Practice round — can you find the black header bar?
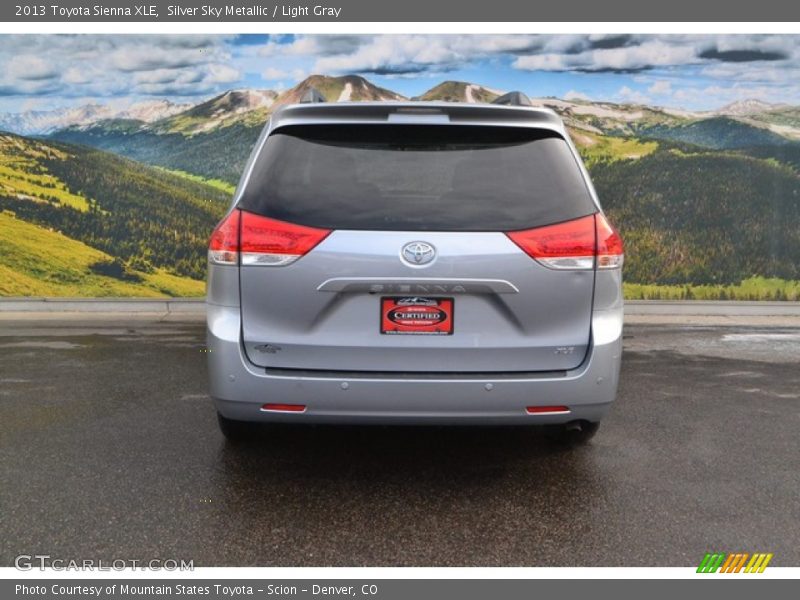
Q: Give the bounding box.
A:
[3,0,800,22]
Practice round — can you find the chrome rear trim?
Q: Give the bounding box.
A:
[317,277,520,294]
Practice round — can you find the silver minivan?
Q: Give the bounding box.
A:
[206,92,623,445]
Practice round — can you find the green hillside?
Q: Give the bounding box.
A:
[736,144,800,172]
[0,133,230,296]
[590,146,800,285]
[569,129,659,167]
[50,76,800,184]
[150,90,277,135]
[635,117,791,149]
[52,120,261,185]
[625,276,800,301]
[34,77,800,298]
[42,130,800,294]
[51,75,409,185]
[747,106,800,129]
[0,211,203,297]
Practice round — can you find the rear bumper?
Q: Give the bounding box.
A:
[207,303,622,425]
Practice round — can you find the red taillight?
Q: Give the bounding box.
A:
[507,215,595,269]
[261,403,307,413]
[240,211,331,266]
[208,209,240,265]
[506,213,623,270]
[526,406,570,414]
[208,209,331,267]
[595,213,624,270]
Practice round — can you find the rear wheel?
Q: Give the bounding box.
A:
[217,412,258,442]
[544,421,599,446]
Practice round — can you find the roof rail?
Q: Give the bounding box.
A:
[300,88,326,104]
[492,91,533,107]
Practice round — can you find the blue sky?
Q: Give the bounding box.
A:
[1,34,800,112]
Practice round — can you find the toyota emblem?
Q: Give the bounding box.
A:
[401,241,436,266]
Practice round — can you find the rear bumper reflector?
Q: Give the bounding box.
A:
[526,405,570,414]
[261,403,307,413]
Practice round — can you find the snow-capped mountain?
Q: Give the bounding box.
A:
[120,99,194,123]
[274,75,405,106]
[149,89,279,134]
[417,81,503,103]
[0,99,191,135]
[714,99,787,116]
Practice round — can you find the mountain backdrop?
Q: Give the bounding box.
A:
[2,74,800,298]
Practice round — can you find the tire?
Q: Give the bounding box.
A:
[544,421,600,447]
[217,412,258,442]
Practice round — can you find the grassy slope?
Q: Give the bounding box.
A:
[0,132,231,296]
[0,211,203,297]
[49,75,405,185]
[636,117,791,149]
[157,104,270,135]
[36,87,800,299]
[51,122,261,185]
[590,146,800,285]
[0,135,91,211]
[624,277,800,301]
[154,167,236,195]
[570,129,658,167]
[573,135,799,298]
[5,203,795,300]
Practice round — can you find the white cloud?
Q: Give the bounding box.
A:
[648,80,672,95]
[313,35,462,74]
[7,55,58,81]
[63,67,93,85]
[257,35,367,58]
[515,40,700,72]
[261,67,290,79]
[0,35,237,101]
[206,63,240,84]
[669,84,796,108]
[700,63,800,85]
[110,46,216,73]
[310,35,549,75]
[617,86,652,104]
[564,90,590,101]
[134,68,201,85]
[2,34,800,112]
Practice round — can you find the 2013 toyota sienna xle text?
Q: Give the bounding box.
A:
[206,91,624,445]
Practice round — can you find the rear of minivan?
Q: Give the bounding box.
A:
[207,101,623,444]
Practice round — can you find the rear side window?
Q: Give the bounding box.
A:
[237,124,596,231]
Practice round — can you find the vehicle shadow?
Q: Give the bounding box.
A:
[202,421,608,566]
[213,423,595,486]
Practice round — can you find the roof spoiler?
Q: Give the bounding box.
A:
[492,91,533,107]
[300,88,326,104]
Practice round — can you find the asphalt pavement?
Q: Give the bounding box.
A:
[1,320,798,567]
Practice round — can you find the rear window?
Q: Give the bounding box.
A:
[237,124,596,231]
